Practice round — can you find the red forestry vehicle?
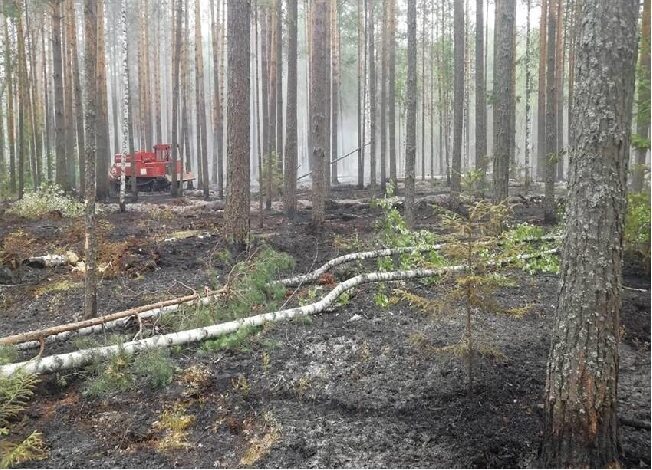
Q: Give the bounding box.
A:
[109,144,194,193]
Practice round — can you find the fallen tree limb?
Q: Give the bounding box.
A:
[25,252,79,268]
[0,248,558,377]
[0,288,225,348]
[277,235,560,287]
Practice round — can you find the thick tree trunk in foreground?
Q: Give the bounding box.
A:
[405,0,416,227]
[492,0,515,202]
[284,0,298,219]
[539,0,638,466]
[224,0,251,247]
[632,0,650,192]
[310,0,330,224]
[451,0,464,202]
[83,0,98,319]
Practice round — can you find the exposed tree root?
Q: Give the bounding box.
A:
[0,249,557,377]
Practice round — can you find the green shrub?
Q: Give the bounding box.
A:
[131,349,175,389]
[7,183,84,218]
[201,325,262,353]
[624,192,651,268]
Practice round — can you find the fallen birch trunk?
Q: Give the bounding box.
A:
[277,235,560,287]
[0,249,558,377]
[25,252,80,269]
[1,289,225,349]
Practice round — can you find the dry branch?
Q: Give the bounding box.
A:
[1,289,225,349]
[0,249,558,377]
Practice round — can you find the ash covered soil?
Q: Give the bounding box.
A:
[1,183,650,468]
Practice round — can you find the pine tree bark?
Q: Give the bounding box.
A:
[379,0,387,194]
[387,0,396,187]
[67,0,85,196]
[524,0,532,189]
[63,0,75,191]
[555,0,565,181]
[210,0,224,198]
[405,0,417,227]
[475,0,486,179]
[357,0,365,189]
[284,0,298,219]
[331,0,340,185]
[275,0,283,176]
[51,1,67,191]
[224,0,251,247]
[170,0,182,197]
[16,6,28,200]
[83,0,98,319]
[368,0,376,191]
[633,0,650,192]
[543,0,558,224]
[536,0,548,180]
[452,0,464,202]
[492,0,515,202]
[195,0,209,200]
[95,1,110,200]
[540,1,638,466]
[310,0,330,224]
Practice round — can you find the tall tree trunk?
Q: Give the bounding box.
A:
[492,0,515,202]
[357,0,365,189]
[211,0,224,198]
[310,0,330,224]
[42,26,52,183]
[62,1,75,191]
[95,0,110,200]
[632,0,650,192]
[475,0,486,180]
[284,0,298,218]
[170,0,182,197]
[452,0,464,201]
[555,0,565,181]
[83,0,98,319]
[195,0,209,200]
[540,1,638,465]
[421,0,426,181]
[67,0,85,196]
[16,6,28,200]
[153,14,162,145]
[266,9,275,210]
[368,0,376,191]
[536,0,548,180]
[224,0,251,247]
[379,0,387,194]
[275,0,283,176]
[543,0,558,223]
[388,0,396,187]
[51,1,67,190]
[331,0,339,185]
[524,0,532,190]
[405,0,417,227]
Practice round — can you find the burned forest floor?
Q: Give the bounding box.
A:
[1,181,650,468]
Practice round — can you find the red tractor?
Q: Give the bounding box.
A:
[109,144,194,193]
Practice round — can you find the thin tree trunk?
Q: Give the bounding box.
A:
[405,0,417,227]
[67,0,85,196]
[16,8,28,200]
[524,0,532,190]
[543,0,558,223]
[632,0,650,192]
[170,0,182,197]
[95,0,110,200]
[284,0,298,218]
[540,1,638,465]
[555,0,565,181]
[379,0,387,194]
[475,0,486,180]
[211,0,224,198]
[195,0,209,200]
[388,0,396,187]
[51,2,67,190]
[537,0,548,180]
[357,0,365,189]
[275,0,283,176]
[368,0,376,191]
[63,0,75,191]
[83,0,98,319]
[421,1,426,181]
[331,0,340,185]
[452,0,464,201]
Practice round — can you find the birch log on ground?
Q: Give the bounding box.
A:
[0,249,558,376]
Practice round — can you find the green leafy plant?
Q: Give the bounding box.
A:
[7,183,84,218]
[201,325,262,353]
[624,191,651,270]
